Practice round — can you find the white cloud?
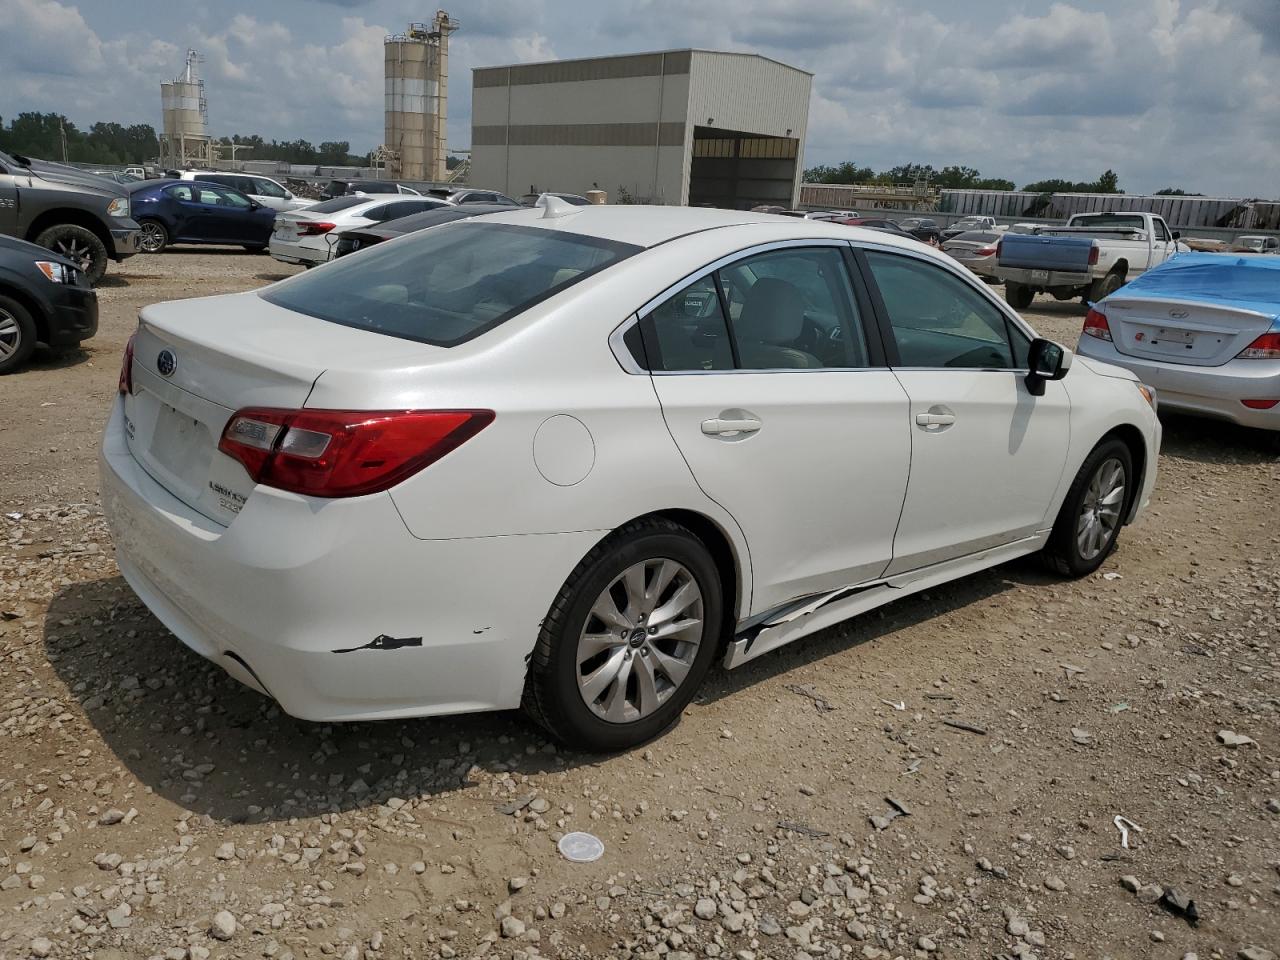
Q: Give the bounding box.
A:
[0,0,1276,196]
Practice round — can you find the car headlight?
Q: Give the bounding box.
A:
[107,196,130,218]
[34,260,75,284]
[1136,382,1157,411]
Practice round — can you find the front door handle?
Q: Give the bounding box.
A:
[915,412,956,427]
[701,417,762,436]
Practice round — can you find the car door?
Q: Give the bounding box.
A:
[0,159,20,236]
[161,184,202,241]
[1148,217,1174,269]
[210,187,261,243]
[859,248,1070,575]
[636,242,912,617]
[245,176,291,211]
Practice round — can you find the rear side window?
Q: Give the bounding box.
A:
[866,251,1028,369]
[640,246,869,372]
[164,185,194,201]
[261,222,640,347]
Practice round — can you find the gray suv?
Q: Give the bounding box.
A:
[0,150,142,284]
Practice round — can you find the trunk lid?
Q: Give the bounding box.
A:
[125,290,443,525]
[1103,296,1277,366]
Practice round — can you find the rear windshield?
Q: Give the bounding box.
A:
[1071,214,1146,229]
[260,222,641,346]
[306,196,368,214]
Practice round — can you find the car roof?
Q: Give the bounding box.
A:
[450,204,930,254]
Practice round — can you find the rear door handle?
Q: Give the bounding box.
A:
[701,417,762,436]
[915,412,956,427]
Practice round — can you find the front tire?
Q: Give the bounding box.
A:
[1005,282,1034,309]
[1042,438,1133,577]
[35,224,108,283]
[0,295,38,374]
[137,220,169,253]
[523,518,724,752]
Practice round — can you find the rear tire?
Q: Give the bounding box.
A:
[1087,271,1123,304]
[523,518,724,752]
[1005,282,1034,309]
[0,295,38,375]
[1042,438,1133,578]
[35,224,108,283]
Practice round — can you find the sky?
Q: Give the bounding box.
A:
[1,0,1278,197]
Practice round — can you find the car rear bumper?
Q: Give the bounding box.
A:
[999,266,1092,289]
[1077,336,1280,430]
[269,236,330,266]
[99,398,603,721]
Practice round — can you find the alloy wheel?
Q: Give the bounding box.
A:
[138,223,166,253]
[0,309,20,360]
[1076,456,1125,560]
[575,558,704,724]
[54,237,94,271]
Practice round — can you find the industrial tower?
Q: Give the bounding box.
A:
[383,11,458,182]
[159,49,214,169]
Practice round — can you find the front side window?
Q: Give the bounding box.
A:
[215,188,252,209]
[253,178,288,198]
[261,222,640,347]
[866,251,1028,369]
[1152,219,1171,242]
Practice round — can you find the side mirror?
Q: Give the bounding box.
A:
[1171,230,1181,240]
[1025,337,1072,396]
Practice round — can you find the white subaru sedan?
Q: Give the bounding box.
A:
[100,205,1161,751]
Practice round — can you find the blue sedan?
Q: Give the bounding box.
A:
[128,179,276,253]
[1077,253,1280,431]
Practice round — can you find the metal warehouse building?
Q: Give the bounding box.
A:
[470,49,812,209]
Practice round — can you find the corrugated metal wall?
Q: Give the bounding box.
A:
[937,189,1276,229]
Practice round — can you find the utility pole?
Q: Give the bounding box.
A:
[59,117,68,163]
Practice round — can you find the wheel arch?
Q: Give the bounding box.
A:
[627,507,749,643]
[1110,258,1129,279]
[0,281,49,344]
[26,209,115,257]
[1097,422,1147,524]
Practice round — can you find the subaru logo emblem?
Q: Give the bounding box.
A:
[1168,309,1189,319]
[156,348,177,377]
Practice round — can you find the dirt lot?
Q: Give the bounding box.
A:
[0,249,1277,960]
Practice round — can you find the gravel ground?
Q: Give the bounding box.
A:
[0,249,1277,960]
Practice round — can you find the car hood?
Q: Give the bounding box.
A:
[0,231,79,268]
[16,156,127,197]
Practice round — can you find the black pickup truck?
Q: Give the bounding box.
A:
[0,149,142,284]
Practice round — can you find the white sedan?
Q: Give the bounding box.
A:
[101,205,1161,751]
[269,195,449,267]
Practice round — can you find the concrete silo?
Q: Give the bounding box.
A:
[160,49,213,169]
[384,12,458,182]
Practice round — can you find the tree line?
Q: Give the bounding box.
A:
[0,112,368,167]
[800,162,1202,196]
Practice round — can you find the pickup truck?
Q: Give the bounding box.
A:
[996,211,1180,309]
[0,149,143,284]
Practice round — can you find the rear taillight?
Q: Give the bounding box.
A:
[1237,331,1280,360]
[118,333,136,395]
[995,240,1004,259]
[217,408,494,498]
[298,221,336,236]
[1082,308,1112,341]
[1088,246,1100,265]
[1241,398,1278,410]
[976,246,997,256]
